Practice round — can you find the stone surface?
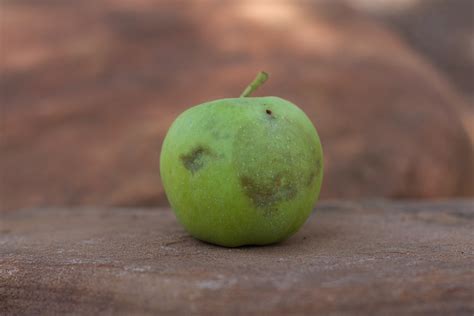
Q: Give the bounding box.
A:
[1,0,473,211]
[343,0,474,148]
[1,200,473,315]
[345,0,474,103]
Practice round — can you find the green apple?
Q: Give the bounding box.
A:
[160,72,323,247]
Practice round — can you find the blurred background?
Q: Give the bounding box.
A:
[1,0,473,212]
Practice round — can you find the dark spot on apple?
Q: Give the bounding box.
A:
[180,146,211,174]
[266,109,272,115]
[240,176,275,207]
[306,157,322,186]
[240,174,298,214]
[306,171,316,187]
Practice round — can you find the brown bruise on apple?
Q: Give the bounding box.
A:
[180,145,212,174]
[233,110,319,216]
[240,173,298,210]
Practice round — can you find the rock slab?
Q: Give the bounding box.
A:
[1,200,473,315]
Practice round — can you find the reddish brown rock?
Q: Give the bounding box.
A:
[1,200,473,314]
[343,0,474,155]
[344,0,474,103]
[1,0,472,210]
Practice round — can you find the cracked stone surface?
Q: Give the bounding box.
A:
[1,200,473,315]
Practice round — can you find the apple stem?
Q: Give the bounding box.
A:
[240,71,269,97]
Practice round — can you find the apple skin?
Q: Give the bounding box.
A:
[160,96,323,247]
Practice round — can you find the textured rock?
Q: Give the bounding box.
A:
[343,0,474,149]
[1,200,473,315]
[1,0,473,211]
[345,0,474,103]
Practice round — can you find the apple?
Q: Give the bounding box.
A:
[160,72,323,247]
